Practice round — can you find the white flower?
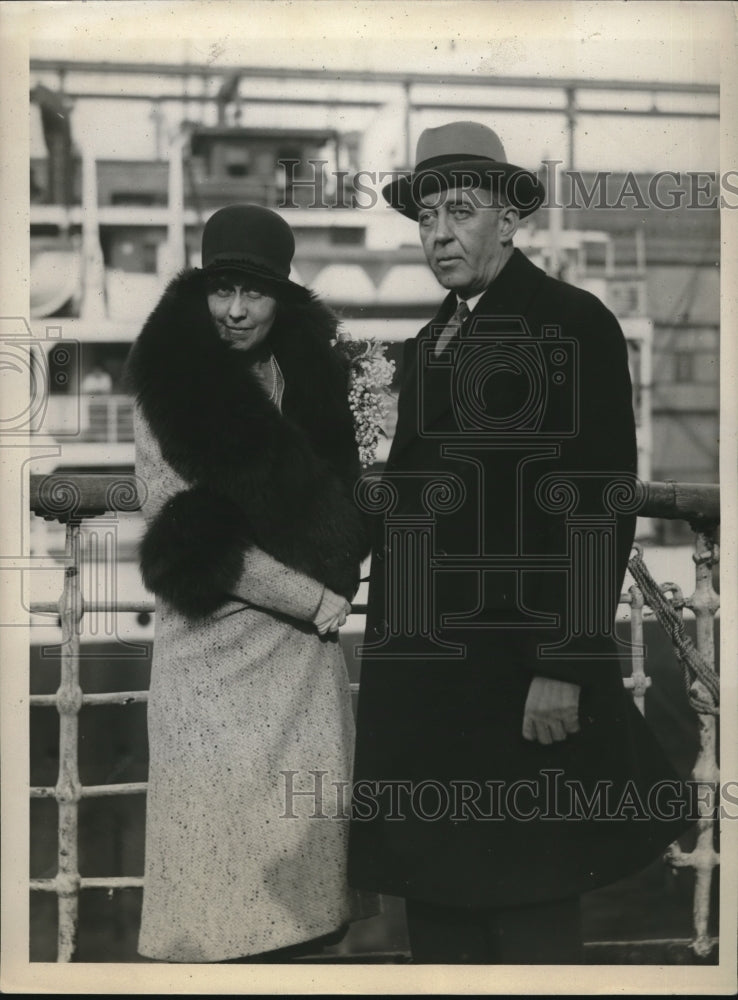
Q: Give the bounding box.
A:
[335,334,396,467]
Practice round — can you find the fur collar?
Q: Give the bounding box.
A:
[125,269,369,619]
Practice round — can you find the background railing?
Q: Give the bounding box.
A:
[40,394,135,443]
[28,474,720,963]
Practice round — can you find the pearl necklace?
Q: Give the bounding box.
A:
[268,355,280,402]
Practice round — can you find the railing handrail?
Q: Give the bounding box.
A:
[29,473,720,525]
[78,391,132,400]
[636,480,720,525]
[30,473,143,523]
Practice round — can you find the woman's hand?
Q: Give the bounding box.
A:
[313,587,351,635]
[316,608,349,635]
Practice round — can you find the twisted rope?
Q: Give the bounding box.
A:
[627,548,719,715]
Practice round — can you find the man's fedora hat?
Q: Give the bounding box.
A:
[382,121,545,220]
[201,204,308,299]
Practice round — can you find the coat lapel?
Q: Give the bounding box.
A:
[386,249,549,465]
[386,291,454,465]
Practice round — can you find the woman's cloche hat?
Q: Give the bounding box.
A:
[201,203,308,299]
[382,121,545,220]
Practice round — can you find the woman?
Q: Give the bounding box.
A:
[126,204,374,962]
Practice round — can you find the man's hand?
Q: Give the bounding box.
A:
[522,677,581,745]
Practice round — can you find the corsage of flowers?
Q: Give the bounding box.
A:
[333,331,395,467]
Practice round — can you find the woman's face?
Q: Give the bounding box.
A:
[207,270,278,351]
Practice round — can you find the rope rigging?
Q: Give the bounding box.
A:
[627,546,719,715]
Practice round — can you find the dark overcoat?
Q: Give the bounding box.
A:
[348,248,691,908]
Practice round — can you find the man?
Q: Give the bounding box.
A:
[348,122,690,963]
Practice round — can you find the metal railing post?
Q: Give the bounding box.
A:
[665,525,721,957]
[55,518,84,961]
[622,583,651,715]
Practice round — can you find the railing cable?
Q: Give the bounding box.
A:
[628,544,719,714]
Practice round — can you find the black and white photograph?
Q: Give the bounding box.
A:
[1,0,736,994]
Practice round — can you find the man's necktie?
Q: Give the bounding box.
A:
[434,299,470,356]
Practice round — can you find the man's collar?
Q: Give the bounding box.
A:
[456,246,518,313]
[427,249,546,336]
[458,289,485,313]
[466,248,545,316]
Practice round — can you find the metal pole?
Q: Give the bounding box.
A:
[547,159,564,277]
[161,130,189,281]
[565,87,577,170]
[685,527,720,956]
[79,144,107,320]
[664,525,720,957]
[55,520,84,961]
[623,585,651,715]
[149,99,164,160]
[639,321,654,483]
[403,81,412,169]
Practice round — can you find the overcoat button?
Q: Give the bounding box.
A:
[374,619,388,636]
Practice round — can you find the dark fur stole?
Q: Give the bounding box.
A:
[125,268,369,619]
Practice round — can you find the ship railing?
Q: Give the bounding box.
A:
[28,474,720,963]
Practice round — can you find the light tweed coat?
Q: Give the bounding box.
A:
[136,409,373,962]
[126,270,375,962]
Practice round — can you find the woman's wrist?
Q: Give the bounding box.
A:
[312,587,348,623]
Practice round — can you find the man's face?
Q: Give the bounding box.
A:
[417,187,517,298]
[207,270,278,351]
